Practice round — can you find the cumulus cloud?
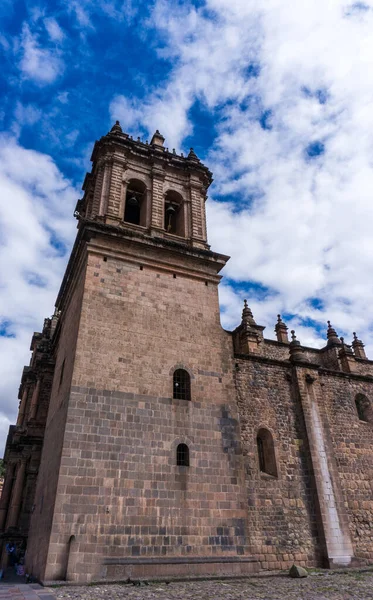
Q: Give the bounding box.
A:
[111,0,373,358]
[18,22,64,84]
[0,136,77,453]
[3,0,373,451]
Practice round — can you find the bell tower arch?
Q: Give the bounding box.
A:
[77,122,211,250]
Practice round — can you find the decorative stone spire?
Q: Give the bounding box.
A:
[339,337,356,373]
[110,120,122,134]
[50,307,60,338]
[289,330,308,363]
[275,314,289,344]
[352,332,367,360]
[241,300,257,327]
[234,300,265,354]
[150,129,165,148]
[327,321,341,347]
[188,147,200,162]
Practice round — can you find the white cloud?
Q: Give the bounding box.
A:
[67,0,94,28]
[19,22,64,84]
[56,91,69,104]
[12,101,42,137]
[110,0,373,357]
[0,136,77,454]
[44,17,65,42]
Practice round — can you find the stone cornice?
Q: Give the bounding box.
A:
[55,219,229,314]
[234,352,373,383]
[90,133,213,188]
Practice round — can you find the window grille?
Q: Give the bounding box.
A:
[173,369,191,400]
[177,443,189,466]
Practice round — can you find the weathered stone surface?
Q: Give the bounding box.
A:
[53,571,373,600]
[289,564,308,578]
[1,125,373,585]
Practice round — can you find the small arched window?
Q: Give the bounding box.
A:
[173,369,191,400]
[124,179,146,226]
[164,190,185,237]
[177,443,189,466]
[256,428,278,477]
[355,394,372,423]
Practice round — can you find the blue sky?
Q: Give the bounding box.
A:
[1,0,373,452]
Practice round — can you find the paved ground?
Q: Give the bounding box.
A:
[53,571,373,600]
[1,570,373,600]
[0,583,56,600]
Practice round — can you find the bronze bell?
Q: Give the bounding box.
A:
[127,195,139,207]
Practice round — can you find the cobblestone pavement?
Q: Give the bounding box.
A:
[52,571,373,600]
[0,583,56,600]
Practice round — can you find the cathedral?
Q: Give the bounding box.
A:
[0,122,372,583]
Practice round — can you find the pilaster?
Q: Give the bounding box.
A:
[107,154,127,220]
[293,367,355,567]
[0,463,15,530]
[150,164,165,231]
[6,459,27,529]
[29,378,41,420]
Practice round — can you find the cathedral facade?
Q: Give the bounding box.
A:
[0,123,372,583]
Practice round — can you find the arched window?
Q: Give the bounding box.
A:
[173,369,191,400]
[177,443,189,466]
[124,179,146,226]
[164,190,185,237]
[256,428,278,477]
[355,394,372,423]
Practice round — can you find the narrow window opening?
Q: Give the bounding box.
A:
[173,369,191,401]
[257,436,265,472]
[256,428,278,477]
[164,190,185,237]
[124,180,146,226]
[355,394,372,423]
[103,256,107,262]
[140,265,143,271]
[177,443,189,466]
[173,274,177,279]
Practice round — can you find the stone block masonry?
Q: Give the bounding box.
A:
[1,123,372,583]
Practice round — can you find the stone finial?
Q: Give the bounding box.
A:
[187,147,200,162]
[275,314,289,344]
[327,321,341,347]
[110,120,122,134]
[339,336,356,373]
[50,308,61,338]
[150,129,165,148]
[289,330,308,363]
[235,299,265,355]
[42,318,51,338]
[352,332,367,360]
[242,300,256,326]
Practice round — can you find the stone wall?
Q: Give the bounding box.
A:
[26,261,87,581]
[235,357,324,569]
[321,374,373,563]
[37,235,257,582]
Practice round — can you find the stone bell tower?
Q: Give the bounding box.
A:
[25,123,258,583]
[76,122,210,249]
